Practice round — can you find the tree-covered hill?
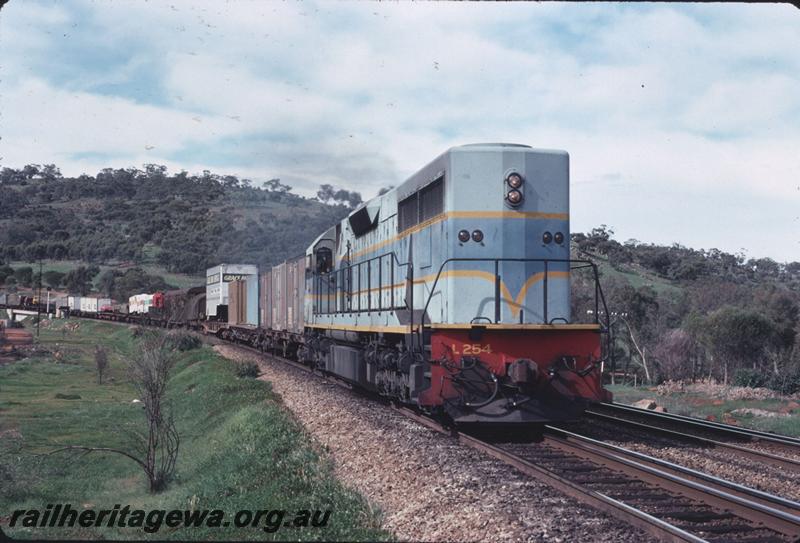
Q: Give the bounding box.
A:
[571,226,799,393]
[0,164,357,273]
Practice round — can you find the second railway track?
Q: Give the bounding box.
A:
[583,403,800,469]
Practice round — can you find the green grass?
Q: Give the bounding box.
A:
[593,256,684,300]
[0,321,389,541]
[606,384,800,437]
[8,260,203,290]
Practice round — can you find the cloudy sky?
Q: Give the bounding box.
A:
[1,1,799,262]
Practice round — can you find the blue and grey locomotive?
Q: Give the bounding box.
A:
[299,143,611,423]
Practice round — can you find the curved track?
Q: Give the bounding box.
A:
[206,333,800,541]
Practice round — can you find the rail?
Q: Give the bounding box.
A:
[544,425,800,519]
[536,426,800,540]
[594,402,800,454]
[583,409,800,471]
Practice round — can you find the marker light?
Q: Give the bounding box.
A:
[506,173,524,189]
[506,189,523,206]
[554,232,565,244]
[542,231,553,244]
[471,229,484,243]
[458,229,471,243]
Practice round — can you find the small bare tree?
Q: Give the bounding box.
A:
[47,332,180,492]
[94,345,109,384]
[126,332,180,491]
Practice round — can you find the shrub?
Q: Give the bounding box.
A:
[233,360,260,379]
[168,331,201,352]
[767,368,800,395]
[94,346,109,384]
[733,368,768,388]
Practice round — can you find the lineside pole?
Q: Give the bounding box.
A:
[36,259,43,337]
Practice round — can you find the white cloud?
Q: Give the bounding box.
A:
[2,78,242,159]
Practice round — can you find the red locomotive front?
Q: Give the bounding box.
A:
[419,325,612,424]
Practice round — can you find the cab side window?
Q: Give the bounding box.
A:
[316,247,333,274]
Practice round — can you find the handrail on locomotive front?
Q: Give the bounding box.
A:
[418,256,611,335]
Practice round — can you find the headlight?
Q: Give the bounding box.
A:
[471,229,484,243]
[506,173,523,189]
[554,232,565,244]
[542,231,553,244]
[458,229,470,243]
[506,189,523,206]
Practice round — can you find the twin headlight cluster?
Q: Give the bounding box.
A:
[458,229,483,243]
[505,172,524,207]
[543,231,565,245]
[458,229,565,245]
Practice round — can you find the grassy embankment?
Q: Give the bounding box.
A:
[607,384,800,437]
[0,320,389,541]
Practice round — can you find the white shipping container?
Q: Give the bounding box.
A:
[206,263,258,317]
[68,296,82,310]
[128,293,154,314]
[80,297,99,313]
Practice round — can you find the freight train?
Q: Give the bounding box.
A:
[6,144,613,425]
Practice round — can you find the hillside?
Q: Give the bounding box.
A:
[0,320,388,541]
[0,164,354,274]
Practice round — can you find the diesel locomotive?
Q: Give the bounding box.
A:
[298,143,612,424]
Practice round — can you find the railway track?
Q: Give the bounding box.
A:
[394,405,800,543]
[583,403,800,470]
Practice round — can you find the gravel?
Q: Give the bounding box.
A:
[213,345,655,543]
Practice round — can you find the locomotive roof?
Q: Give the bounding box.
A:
[325,143,568,251]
